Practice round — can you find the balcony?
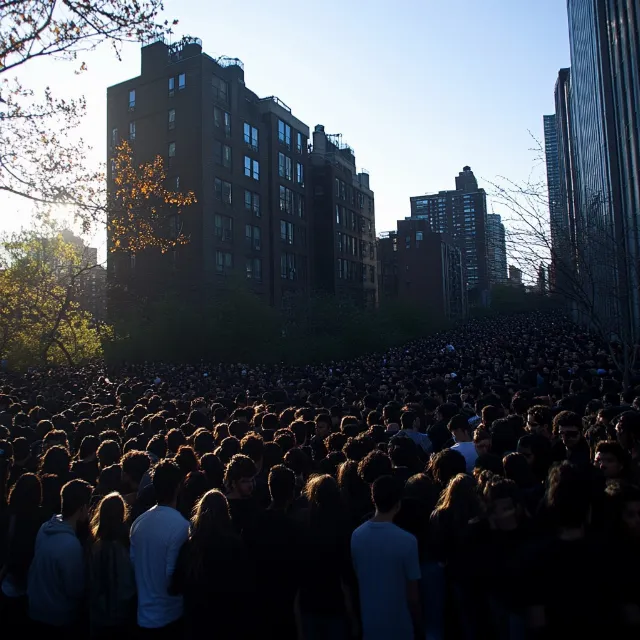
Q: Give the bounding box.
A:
[258,96,292,113]
[217,56,245,71]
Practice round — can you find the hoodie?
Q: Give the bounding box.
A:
[27,515,84,627]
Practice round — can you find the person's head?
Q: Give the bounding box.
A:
[39,444,70,478]
[400,411,419,431]
[97,439,121,468]
[152,459,184,505]
[448,414,472,441]
[283,447,312,480]
[473,429,492,457]
[427,449,466,487]
[8,472,42,516]
[552,410,583,448]
[200,452,224,489]
[78,435,99,461]
[193,430,215,457]
[434,473,481,528]
[175,445,199,475]
[615,411,640,452]
[167,428,187,454]
[436,402,459,423]
[526,405,553,439]
[224,454,257,498]
[357,449,392,485]
[240,433,264,466]
[503,452,537,489]
[481,405,501,430]
[545,461,591,530]
[43,429,68,451]
[605,482,640,539]
[90,492,128,543]
[147,434,167,460]
[61,479,93,524]
[315,414,332,439]
[371,474,404,516]
[483,477,522,531]
[268,464,296,507]
[121,450,151,491]
[594,440,628,480]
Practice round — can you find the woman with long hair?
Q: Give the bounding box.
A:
[298,474,358,640]
[87,492,136,639]
[0,473,43,627]
[172,489,254,639]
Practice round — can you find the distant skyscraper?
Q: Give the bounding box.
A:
[409,166,489,302]
[543,113,561,289]
[486,214,507,285]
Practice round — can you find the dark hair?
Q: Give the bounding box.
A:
[326,432,347,452]
[371,475,403,513]
[545,462,591,528]
[90,492,128,543]
[200,453,224,489]
[427,449,466,487]
[39,445,70,478]
[97,439,121,468]
[595,439,627,465]
[178,471,210,520]
[121,450,151,486]
[274,430,296,454]
[474,453,504,475]
[503,453,537,489]
[448,414,471,434]
[61,479,92,518]
[552,410,582,436]
[147,434,167,460]
[483,477,521,514]
[268,464,296,505]
[240,433,264,464]
[481,405,501,429]
[167,428,187,454]
[400,411,417,429]
[528,405,553,428]
[358,450,392,485]
[262,441,284,475]
[8,473,42,516]
[152,459,184,504]
[224,454,257,491]
[193,430,215,456]
[78,435,99,460]
[97,464,122,495]
[175,445,199,475]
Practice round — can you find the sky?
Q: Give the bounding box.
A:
[1,0,570,254]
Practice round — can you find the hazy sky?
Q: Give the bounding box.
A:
[1,0,570,250]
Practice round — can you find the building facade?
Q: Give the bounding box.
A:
[486,213,508,285]
[409,166,489,304]
[106,38,311,311]
[309,126,377,307]
[378,219,465,320]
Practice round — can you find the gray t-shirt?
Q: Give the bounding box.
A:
[351,521,421,640]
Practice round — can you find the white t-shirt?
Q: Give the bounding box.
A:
[130,505,189,628]
[450,441,478,473]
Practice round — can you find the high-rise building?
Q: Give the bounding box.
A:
[377,220,466,320]
[309,126,377,307]
[543,113,561,290]
[106,38,311,311]
[560,1,640,332]
[486,214,508,285]
[409,166,489,303]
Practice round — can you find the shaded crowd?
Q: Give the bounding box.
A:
[0,311,639,639]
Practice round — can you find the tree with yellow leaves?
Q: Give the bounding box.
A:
[108,140,196,254]
[0,223,108,369]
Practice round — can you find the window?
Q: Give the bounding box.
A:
[416,231,423,242]
[214,141,232,169]
[280,220,294,244]
[168,77,175,97]
[295,193,305,218]
[243,123,258,150]
[215,215,233,242]
[279,186,293,214]
[296,162,304,186]
[278,119,291,148]
[110,128,118,149]
[296,131,304,154]
[129,121,136,141]
[178,73,186,90]
[278,152,292,180]
[336,205,343,226]
[281,253,296,280]
[212,75,228,103]
[168,142,176,167]
[245,224,261,251]
[340,181,346,201]
[128,89,136,110]
[369,242,375,260]
[214,178,232,204]
[244,190,260,217]
[244,156,259,180]
[214,108,231,138]
[246,258,263,281]
[335,178,340,198]
[215,250,232,273]
[168,109,176,130]
[369,266,376,283]
[337,232,343,253]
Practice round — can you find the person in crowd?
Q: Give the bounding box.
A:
[88,492,136,639]
[594,440,629,483]
[27,479,93,635]
[224,453,258,534]
[130,459,189,637]
[351,475,422,640]
[398,410,432,455]
[447,414,478,473]
[171,489,254,639]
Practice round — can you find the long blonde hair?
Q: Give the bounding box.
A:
[90,492,129,544]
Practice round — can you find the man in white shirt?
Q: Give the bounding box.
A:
[448,414,478,473]
[130,459,189,636]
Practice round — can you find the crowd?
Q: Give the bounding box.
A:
[0,311,639,639]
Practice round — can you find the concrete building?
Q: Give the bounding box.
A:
[309,126,377,307]
[106,37,311,311]
[378,219,466,320]
[486,213,508,285]
[508,265,523,287]
[410,166,489,304]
